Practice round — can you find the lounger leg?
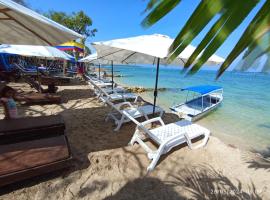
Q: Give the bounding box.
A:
[129,129,140,145]
[147,152,161,171]
[114,115,125,131]
[159,110,164,117]
[147,142,168,171]
[185,132,210,150]
[105,114,110,122]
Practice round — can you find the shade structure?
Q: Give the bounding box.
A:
[0,0,83,45]
[80,53,123,81]
[79,53,98,63]
[92,34,224,113]
[182,85,223,95]
[0,44,74,60]
[56,41,84,52]
[79,53,113,65]
[92,34,224,65]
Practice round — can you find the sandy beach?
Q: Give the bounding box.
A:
[0,81,270,200]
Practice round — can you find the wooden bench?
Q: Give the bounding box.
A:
[0,136,72,187]
[0,115,65,144]
[0,115,73,187]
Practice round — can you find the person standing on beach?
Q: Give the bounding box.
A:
[0,86,18,119]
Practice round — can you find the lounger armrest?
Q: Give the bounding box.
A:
[115,102,134,110]
[141,117,165,126]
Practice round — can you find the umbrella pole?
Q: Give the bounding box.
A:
[98,64,101,80]
[111,61,114,90]
[153,58,160,114]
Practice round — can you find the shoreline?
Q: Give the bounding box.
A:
[114,77,268,152]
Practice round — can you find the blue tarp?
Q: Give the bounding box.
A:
[182,85,222,95]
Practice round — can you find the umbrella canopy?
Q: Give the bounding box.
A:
[56,41,84,52]
[92,34,224,113]
[79,52,98,62]
[0,0,83,45]
[92,34,224,65]
[0,44,74,60]
[79,52,115,65]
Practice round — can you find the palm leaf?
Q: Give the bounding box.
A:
[143,0,160,13]
[188,0,258,74]
[169,0,228,61]
[142,0,181,28]
[183,7,233,68]
[143,0,270,76]
[217,0,270,78]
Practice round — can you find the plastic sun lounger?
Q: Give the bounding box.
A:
[123,111,210,171]
[104,98,164,131]
[101,86,126,94]
[87,81,125,95]
[87,78,138,103]
[85,75,121,89]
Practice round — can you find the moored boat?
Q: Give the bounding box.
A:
[170,85,223,121]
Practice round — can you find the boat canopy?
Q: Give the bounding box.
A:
[181,85,222,95]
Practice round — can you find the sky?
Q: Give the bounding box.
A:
[27,0,265,67]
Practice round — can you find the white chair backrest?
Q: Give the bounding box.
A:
[122,110,150,133]
[105,98,123,114]
[88,78,110,97]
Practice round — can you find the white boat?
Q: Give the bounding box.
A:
[170,85,223,121]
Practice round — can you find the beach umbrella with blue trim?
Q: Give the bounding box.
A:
[0,0,83,45]
[0,44,75,60]
[92,34,224,113]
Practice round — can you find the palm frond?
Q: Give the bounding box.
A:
[169,0,228,61]
[217,0,270,78]
[142,0,181,28]
[188,0,258,75]
[142,0,270,78]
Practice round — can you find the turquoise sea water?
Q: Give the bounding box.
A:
[107,65,270,152]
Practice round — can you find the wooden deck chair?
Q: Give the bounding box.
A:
[23,76,58,93]
[123,111,210,171]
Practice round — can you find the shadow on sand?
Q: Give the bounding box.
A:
[71,164,264,200]
[243,147,270,172]
[166,165,263,200]
[57,88,95,101]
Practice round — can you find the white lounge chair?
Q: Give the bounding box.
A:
[105,99,164,131]
[88,79,138,103]
[123,111,210,171]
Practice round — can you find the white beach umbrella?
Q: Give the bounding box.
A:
[92,34,224,65]
[92,34,224,112]
[79,53,98,63]
[80,52,123,65]
[0,44,74,60]
[79,53,105,79]
[80,52,124,79]
[0,0,83,45]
